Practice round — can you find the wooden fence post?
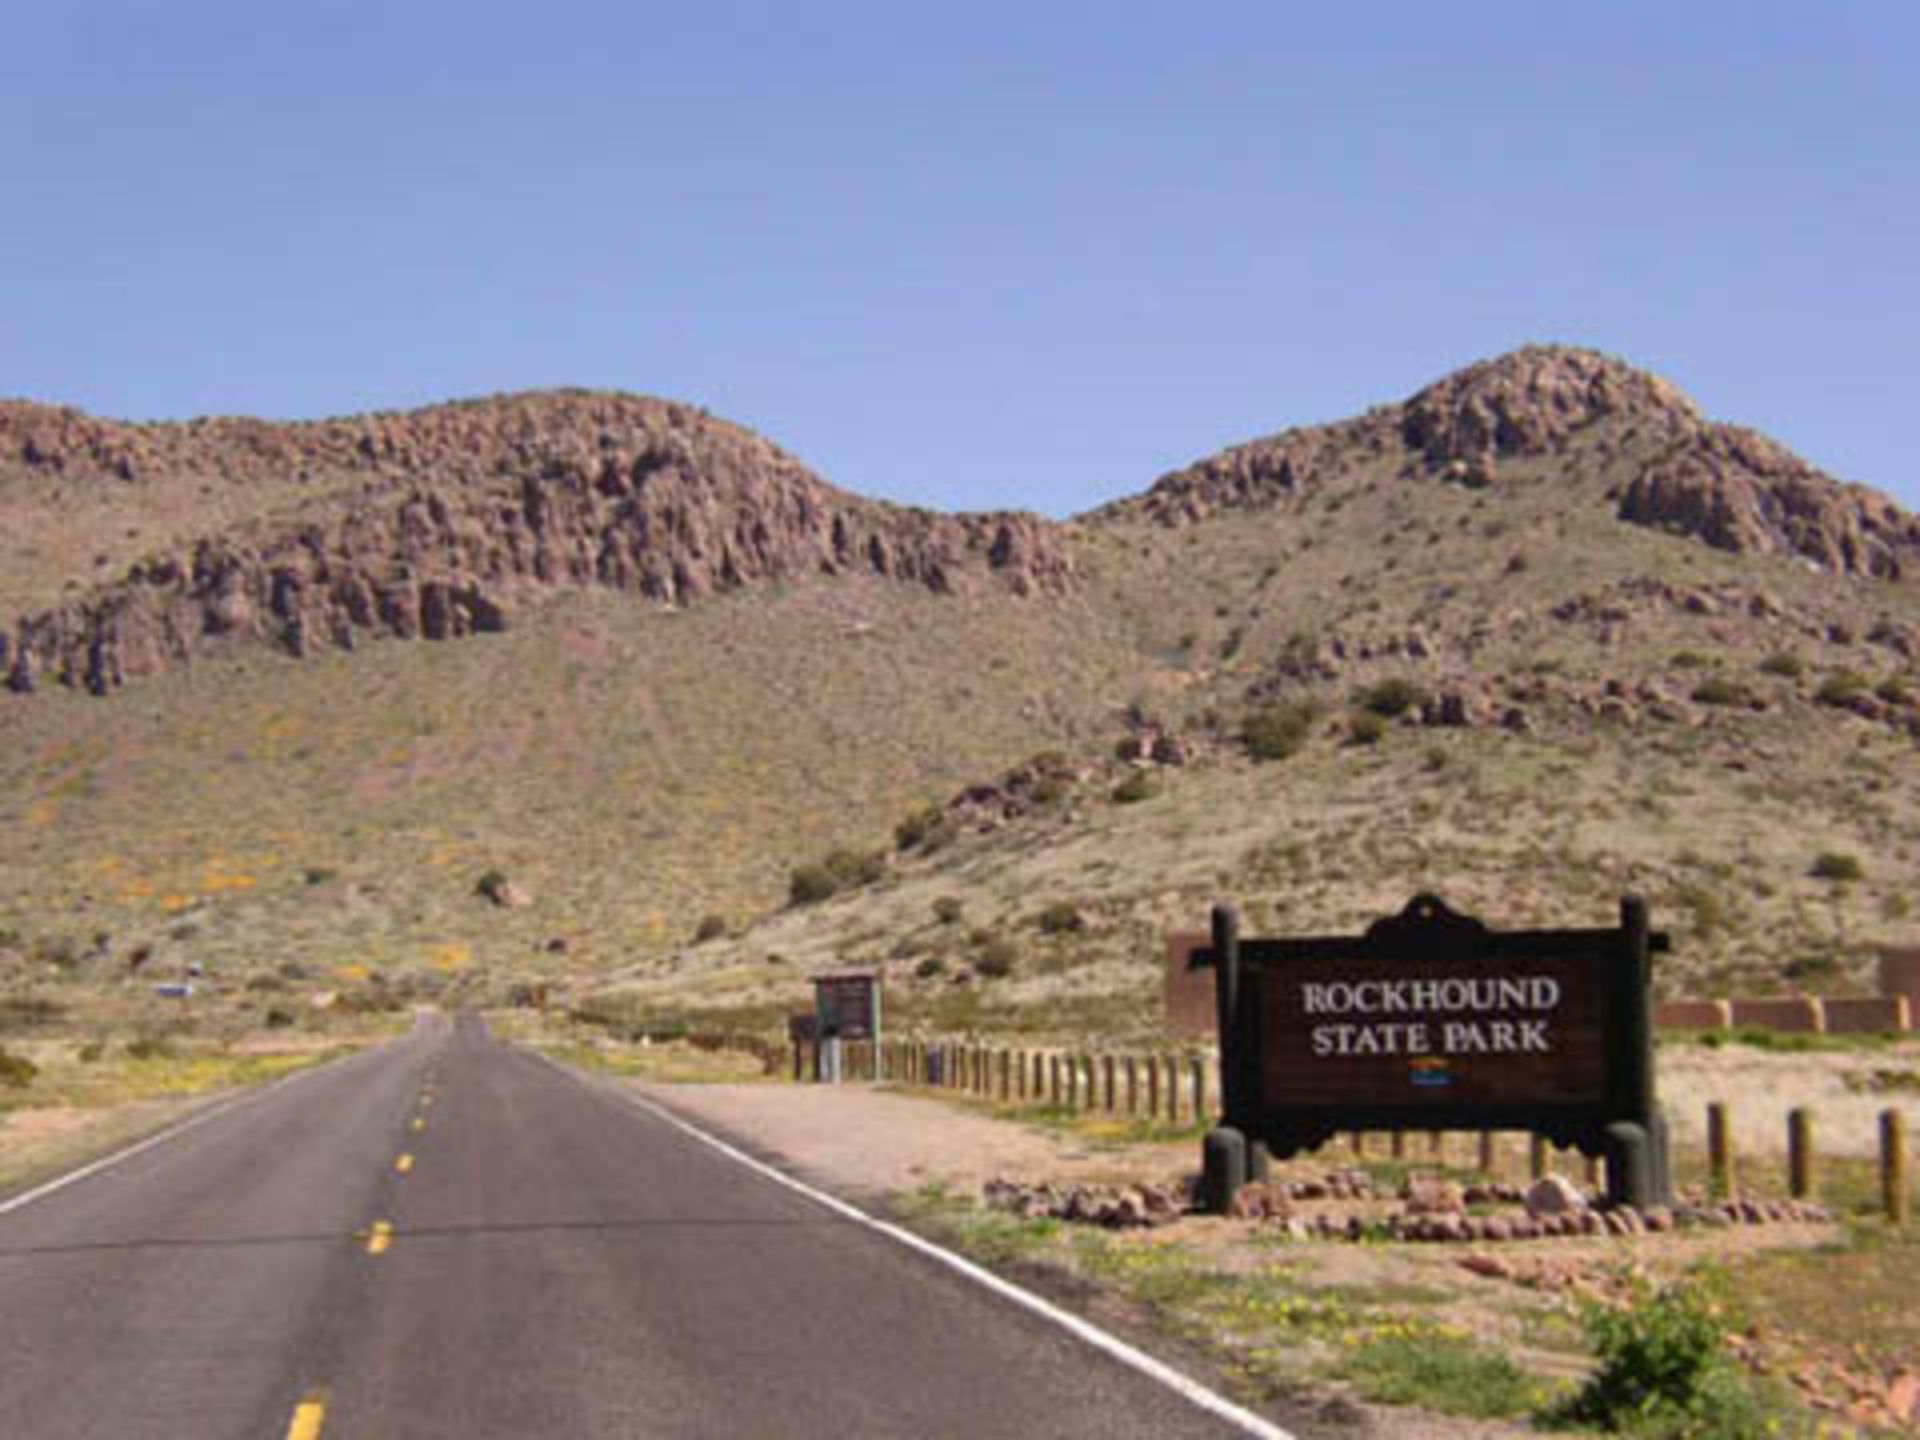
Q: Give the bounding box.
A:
[1146,1056,1160,1119]
[1708,1102,1735,1199]
[1478,1131,1498,1177]
[1884,1110,1909,1224]
[1390,1130,1407,1162]
[1787,1108,1814,1200]
[1125,1057,1139,1115]
[1165,1056,1182,1124]
[1529,1135,1549,1181]
[1101,1056,1115,1113]
[1190,1057,1207,1124]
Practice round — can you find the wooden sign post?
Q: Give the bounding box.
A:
[1192,894,1670,1212]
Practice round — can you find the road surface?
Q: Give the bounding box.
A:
[0,1014,1277,1438]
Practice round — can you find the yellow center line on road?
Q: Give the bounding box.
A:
[366,1220,393,1256]
[395,1153,414,1174]
[286,1399,326,1440]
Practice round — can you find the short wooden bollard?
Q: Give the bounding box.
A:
[1190,1057,1207,1124]
[1708,1102,1735,1198]
[1477,1132,1497,1176]
[1146,1057,1160,1119]
[1788,1108,1814,1200]
[1529,1135,1549,1181]
[1884,1110,1909,1224]
[1049,1054,1061,1106]
[1165,1056,1182,1124]
[1100,1056,1114,1112]
[1350,1132,1366,1158]
[792,1040,805,1082]
[1125,1058,1139,1115]
[1390,1130,1406,1161]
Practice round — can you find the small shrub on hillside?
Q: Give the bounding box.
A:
[1689,676,1742,707]
[303,868,336,886]
[1036,901,1085,935]
[788,864,838,906]
[1111,771,1157,804]
[1422,745,1450,772]
[264,1007,296,1029]
[1758,651,1804,679]
[894,803,947,852]
[914,955,946,980]
[475,869,511,903]
[1783,953,1838,983]
[824,848,886,888]
[975,938,1018,979]
[1875,676,1912,707]
[1354,677,1426,718]
[76,1040,105,1063]
[0,1046,38,1089]
[1669,650,1710,670]
[1242,700,1320,762]
[931,896,964,926]
[1815,671,1869,707]
[692,914,728,943]
[1345,711,1387,746]
[1810,851,1863,882]
[125,1035,176,1061]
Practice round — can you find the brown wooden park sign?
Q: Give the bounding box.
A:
[1191,894,1672,1212]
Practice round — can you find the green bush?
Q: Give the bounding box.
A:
[0,1046,38,1089]
[788,864,838,906]
[1669,650,1710,670]
[1339,1329,1536,1418]
[1242,700,1320,762]
[1345,711,1387,746]
[1815,671,1868,707]
[1758,651,1804,679]
[1689,677,1741,707]
[692,914,728,943]
[931,896,964,926]
[894,803,947,851]
[914,955,946,980]
[125,1035,176,1061]
[1036,901,1085,935]
[264,1008,296,1029]
[976,938,1017,978]
[1547,1279,1772,1437]
[1111,771,1157,804]
[1354,677,1426,718]
[1810,851,1863,882]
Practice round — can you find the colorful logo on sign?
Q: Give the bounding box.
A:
[1409,1055,1454,1088]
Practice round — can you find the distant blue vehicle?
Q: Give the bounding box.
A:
[152,982,194,999]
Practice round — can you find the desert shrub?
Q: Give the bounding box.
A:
[1030,775,1070,806]
[975,938,1017,979]
[1354,677,1426,718]
[1422,745,1450,772]
[1810,851,1863,882]
[1242,700,1320,762]
[0,1046,38,1088]
[931,896,964,926]
[303,867,336,886]
[1876,676,1912,707]
[1815,671,1868,707]
[76,1040,105,1063]
[1036,901,1085,935]
[474,869,511,902]
[245,974,288,993]
[1668,650,1710,670]
[125,1034,176,1061]
[1345,711,1387,746]
[788,865,838,906]
[914,955,946,980]
[894,803,947,852]
[692,914,728,944]
[1758,651,1804,679]
[263,1008,296,1029]
[824,848,886,888]
[1689,676,1741,707]
[1111,771,1157,804]
[0,996,64,1030]
[1547,1279,1772,1436]
[1783,953,1837,983]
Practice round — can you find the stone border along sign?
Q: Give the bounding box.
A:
[814,972,881,1042]
[1192,894,1672,1212]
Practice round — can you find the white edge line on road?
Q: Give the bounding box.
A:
[530,1051,1297,1440]
[0,1046,368,1219]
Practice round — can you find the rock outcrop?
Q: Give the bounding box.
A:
[1107,345,1919,583]
[1,391,1071,697]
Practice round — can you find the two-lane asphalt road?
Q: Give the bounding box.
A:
[0,1015,1281,1438]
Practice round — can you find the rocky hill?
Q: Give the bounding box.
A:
[5,346,1920,1035]
[0,391,1068,696]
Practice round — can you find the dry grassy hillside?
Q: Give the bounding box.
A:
[4,346,1919,1042]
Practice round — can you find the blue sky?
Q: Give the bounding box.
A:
[3,3,1913,514]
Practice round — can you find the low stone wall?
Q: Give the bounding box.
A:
[1728,997,1826,1034]
[1823,996,1912,1035]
